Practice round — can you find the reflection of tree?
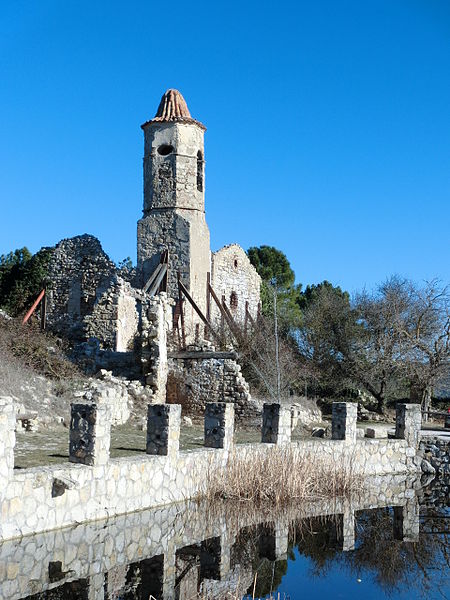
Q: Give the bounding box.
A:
[348,506,449,598]
[294,516,342,577]
[291,506,449,600]
[251,558,289,597]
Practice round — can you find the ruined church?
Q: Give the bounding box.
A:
[43,89,261,413]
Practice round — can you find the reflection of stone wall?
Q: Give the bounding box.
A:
[0,474,422,600]
[418,437,450,476]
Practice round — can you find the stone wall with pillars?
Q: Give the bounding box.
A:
[0,473,424,600]
[0,401,422,542]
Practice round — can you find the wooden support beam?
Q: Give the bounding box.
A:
[22,289,46,325]
[177,272,186,349]
[147,264,167,297]
[40,288,47,331]
[178,278,222,343]
[206,272,211,322]
[168,350,238,360]
[143,263,163,294]
[208,284,242,344]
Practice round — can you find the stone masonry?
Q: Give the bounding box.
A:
[262,403,292,445]
[0,474,424,600]
[395,403,422,448]
[69,402,112,467]
[38,90,261,422]
[204,403,235,451]
[146,404,181,458]
[0,398,16,499]
[0,400,423,541]
[332,402,358,443]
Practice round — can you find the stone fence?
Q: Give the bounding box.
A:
[0,399,422,542]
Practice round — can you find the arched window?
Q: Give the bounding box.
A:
[197,150,203,192]
[230,291,238,310]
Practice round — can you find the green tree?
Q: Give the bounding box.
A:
[247,245,295,288]
[297,280,359,398]
[0,246,53,316]
[247,245,302,332]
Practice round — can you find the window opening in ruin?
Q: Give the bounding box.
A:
[234,259,238,268]
[197,151,203,192]
[230,291,238,310]
[157,144,174,156]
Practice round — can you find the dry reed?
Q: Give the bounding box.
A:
[205,446,362,507]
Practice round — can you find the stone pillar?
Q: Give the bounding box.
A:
[393,497,420,542]
[261,403,291,445]
[332,402,357,443]
[204,403,235,451]
[395,403,422,448]
[69,402,112,466]
[147,404,181,458]
[0,397,16,497]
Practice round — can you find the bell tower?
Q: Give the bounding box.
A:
[137,90,211,331]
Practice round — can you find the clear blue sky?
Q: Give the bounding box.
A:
[1,0,449,294]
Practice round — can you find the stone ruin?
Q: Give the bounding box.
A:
[40,89,263,418]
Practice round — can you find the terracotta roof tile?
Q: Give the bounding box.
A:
[141,89,206,130]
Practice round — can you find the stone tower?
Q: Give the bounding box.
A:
[137,90,211,332]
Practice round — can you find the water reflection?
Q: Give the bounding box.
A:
[0,475,448,600]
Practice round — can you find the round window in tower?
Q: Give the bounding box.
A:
[157,144,174,156]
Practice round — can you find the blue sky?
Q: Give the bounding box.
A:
[1,0,449,294]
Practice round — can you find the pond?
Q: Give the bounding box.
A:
[0,475,448,600]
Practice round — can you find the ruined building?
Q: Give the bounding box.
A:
[43,89,261,414]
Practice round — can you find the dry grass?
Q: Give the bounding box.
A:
[0,316,80,380]
[205,446,362,507]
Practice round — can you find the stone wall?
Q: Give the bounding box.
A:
[166,351,258,418]
[46,235,117,339]
[84,277,139,351]
[0,399,422,542]
[140,293,173,403]
[45,235,140,351]
[211,244,261,327]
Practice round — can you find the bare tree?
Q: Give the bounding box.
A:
[392,279,450,414]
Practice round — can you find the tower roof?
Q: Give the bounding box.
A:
[141,89,206,130]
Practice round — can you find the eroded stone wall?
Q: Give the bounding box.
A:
[166,352,257,418]
[46,235,117,339]
[84,277,139,351]
[211,244,261,327]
